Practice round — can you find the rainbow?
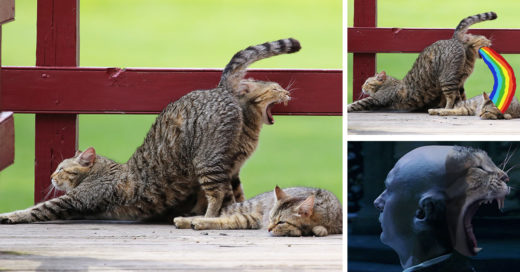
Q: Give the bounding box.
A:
[478,46,516,113]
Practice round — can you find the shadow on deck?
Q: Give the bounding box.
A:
[0,221,342,271]
[348,112,520,135]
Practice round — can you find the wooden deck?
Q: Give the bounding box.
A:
[0,221,342,271]
[348,112,520,135]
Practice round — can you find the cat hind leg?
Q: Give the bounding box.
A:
[312,226,329,237]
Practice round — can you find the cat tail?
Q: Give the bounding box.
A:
[453,12,497,41]
[218,38,301,91]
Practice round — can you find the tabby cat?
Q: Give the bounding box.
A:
[347,12,497,112]
[429,92,520,119]
[174,186,343,237]
[0,38,301,224]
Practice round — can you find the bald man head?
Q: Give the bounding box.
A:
[374,146,510,269]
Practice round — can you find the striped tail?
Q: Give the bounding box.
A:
[218,38,301,90]
[453,12,497,41]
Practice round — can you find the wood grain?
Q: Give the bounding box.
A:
[351,0,377,102]
[0,222,342,271]
[348,112,520,135]
[0,112,14,172]
[34,0,79,204]
[2,67,342,115]
[348,28,520,54]
[0,0,14,25]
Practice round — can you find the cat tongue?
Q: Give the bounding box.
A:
[267,103,274,124]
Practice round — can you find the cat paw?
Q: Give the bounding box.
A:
[428,109,439,115]
[173,217,192,229]
[0,216,15,224]
[312,226,328,237]
[504,114,512,120]
[190,218,211,230]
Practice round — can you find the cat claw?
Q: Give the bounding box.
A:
[0,217,13,224]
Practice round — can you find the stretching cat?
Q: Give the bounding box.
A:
[429,92,520,119]
[174,186,343,237]
[347,12,497,112]
[0,38,301,224]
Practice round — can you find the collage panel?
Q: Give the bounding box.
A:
[347,142,520,271]
[347,0,520,135]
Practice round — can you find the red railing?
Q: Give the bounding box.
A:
[0,0,15,172]
[1,0,342,203]
[348,0,520,100]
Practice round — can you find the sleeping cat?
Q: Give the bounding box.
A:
[429,92,520,119]
[0,38,301,224]
[173,186,342,237]
[347,12,497,112]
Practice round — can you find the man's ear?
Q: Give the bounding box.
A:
[414,194,446,228]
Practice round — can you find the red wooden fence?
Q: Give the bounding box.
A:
[0,0,15,172]
[348,0,520,100]
[1,0,342,203]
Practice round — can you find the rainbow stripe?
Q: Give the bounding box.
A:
[479,46,516,113]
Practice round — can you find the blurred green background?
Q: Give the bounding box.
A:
[0,0,342,213]
[347,0,520,103]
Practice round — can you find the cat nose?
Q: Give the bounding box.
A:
[501,174,510,183]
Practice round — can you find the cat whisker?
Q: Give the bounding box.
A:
[505,163,520,174]
[43,184,56,201]
[357,90,364,101]
[285,79,298,93]
[500,145,517,171]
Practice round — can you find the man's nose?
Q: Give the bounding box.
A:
[374,195,384,211]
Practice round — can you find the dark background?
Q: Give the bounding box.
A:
[348,142,520,272]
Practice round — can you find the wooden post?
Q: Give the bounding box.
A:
[34,0,79,203]
[0,0,15,172]
[352,0,377,101]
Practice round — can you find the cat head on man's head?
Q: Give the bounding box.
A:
[50,147,97,192]
[267,186,315,237]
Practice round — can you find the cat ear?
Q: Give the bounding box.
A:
[376,71,387,81]
[274,186,288,201]
[76,147,96,167]
[75,150,82,157]
[297,195,315,218]
[238,80,253,95]
[482,92,490,100]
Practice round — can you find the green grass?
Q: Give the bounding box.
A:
[0,0,342,213]
[347,0,520,103]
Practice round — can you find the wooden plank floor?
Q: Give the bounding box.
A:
[348,112,520,135]
[0,221,342,271]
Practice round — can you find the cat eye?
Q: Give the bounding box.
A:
[476,166,487,172]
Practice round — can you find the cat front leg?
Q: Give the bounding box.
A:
[196,168,235,217]
[347,97,384,112]
[0,195,80,224]
[173,216,204,229]
[428,108,473,116]
[189,213,263,230]
[231,175,245,203]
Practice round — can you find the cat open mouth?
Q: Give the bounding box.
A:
[460,192,508,255]
[264,99,290,125]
